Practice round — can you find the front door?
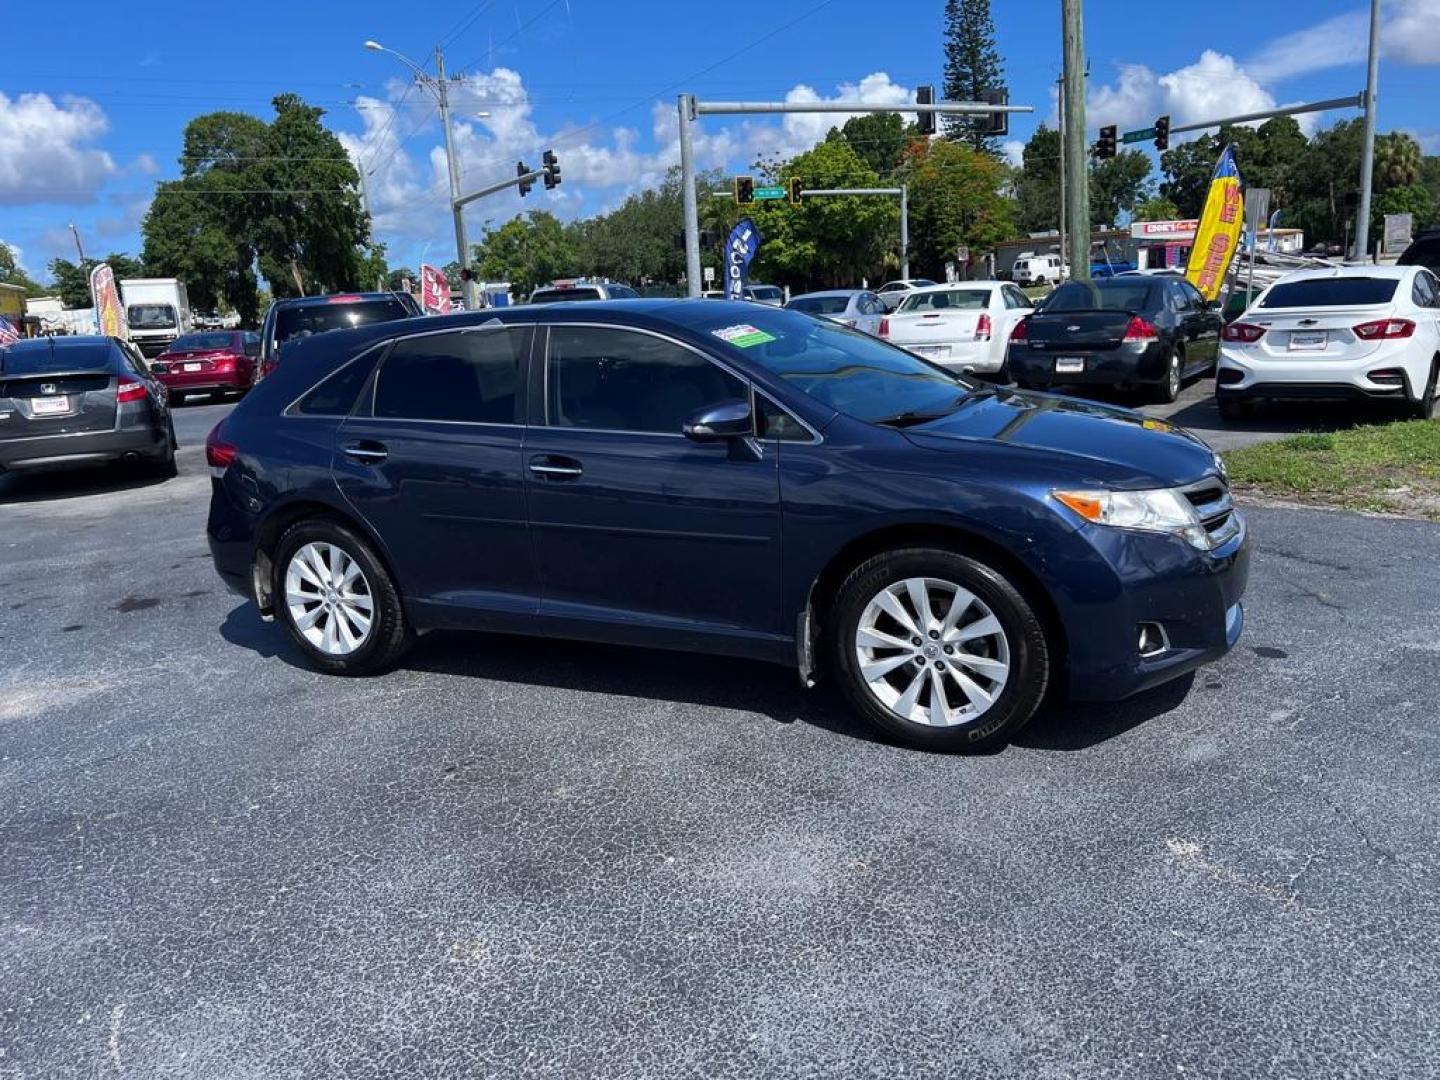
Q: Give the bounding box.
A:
[333,324,539,615]
[525,323,783,641]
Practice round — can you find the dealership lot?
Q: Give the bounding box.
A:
[1,395,1437,1076]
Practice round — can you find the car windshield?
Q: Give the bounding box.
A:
[171,332,235,351]
[128,304,176,329]
[533,288,603,303]
[788,295,852,316]
[1044,281,1156,312]
[898,289,991,312]
[691,306,972,424]
[274,298,412,345]
[1260,277,1399,308]
[749,287,783,300]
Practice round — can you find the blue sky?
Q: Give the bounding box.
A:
[2,0,1438,284]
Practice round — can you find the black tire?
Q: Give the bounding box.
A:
[272,519,412,676]
[169,391,185,406]
[1153,349,1183,404]
[829,547,1051,753]
[149,418,178,478]
[1411,360,1438,420]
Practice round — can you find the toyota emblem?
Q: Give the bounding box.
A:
[39,383,58,395]
[1066,325,1080,332]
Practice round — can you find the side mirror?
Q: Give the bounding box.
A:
[683,398,753,442]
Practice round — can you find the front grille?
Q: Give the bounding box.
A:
[1181,477,1238,547]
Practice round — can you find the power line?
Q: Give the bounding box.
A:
[454,0,567,74]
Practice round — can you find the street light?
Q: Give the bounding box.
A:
[363,39,475,307]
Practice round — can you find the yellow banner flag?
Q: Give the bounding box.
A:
[1184,145,1244,302]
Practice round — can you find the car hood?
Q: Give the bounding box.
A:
[903,387,1219,488]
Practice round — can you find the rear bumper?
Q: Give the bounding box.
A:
[1008,340,1168,387]
[897,339,1004,374]
[157,370,249,394]
[1217,347,1419,402]
[0,425,167,471]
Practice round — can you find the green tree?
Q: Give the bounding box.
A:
[837,112,914,177]
[899,138,1014,279]
[0,244,47,296]
[941,0,1006,153]
[473,211,579,298]
[1373,184,1435,243]
[1421,155,1440,209]
[1012,124,1061,232]
[1160,133,1223,217]
[1089,149,1152,226]
[358,242,389,292]
[143,176,254,318]
[1288,119,1365,248]
[1132,195,1180,222]
[1374,131,1424,191]
[46,254,145,309]
[387,266,418,291]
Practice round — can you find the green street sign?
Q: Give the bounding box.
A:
[753,185,787,200]
[1122,127,1156,144]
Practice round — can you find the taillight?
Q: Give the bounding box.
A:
[258,358,277,380]
[116,379,148,403]
[206,423,238,472]
[1222,322,1266,343]
[213,355,236,371]
[1353,317,1415,340]
[1123,316,1159,341]
[879,317,890,339]
[975,312,992,341]
[1010,319,1029,341]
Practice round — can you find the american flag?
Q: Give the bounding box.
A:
[0,315,20,346]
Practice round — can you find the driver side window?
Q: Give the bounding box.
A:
[546,326,747,434]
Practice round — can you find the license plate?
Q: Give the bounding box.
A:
[914,345,949,359]
[1054,358,1085,374]
[184,362,203,372]
[1288,331,1327,351]
[31,396,68,415]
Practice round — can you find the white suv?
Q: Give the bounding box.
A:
[1217,265,1440,420]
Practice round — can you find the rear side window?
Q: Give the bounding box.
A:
[1260,278,1399,308]
[294,353,378,417]
[374,328,527,423]
[1411,272,1438,309]
[789,295,852,316]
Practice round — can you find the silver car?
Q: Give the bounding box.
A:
[875,278,939,311]
[784,289,888,336]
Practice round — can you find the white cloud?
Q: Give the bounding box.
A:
[0,92,115,206]
[1386,0,1440,63]
[0,238,31,276]
[1001,139,1025,167]
[132,153,159,176]
[1248,0,1440,81]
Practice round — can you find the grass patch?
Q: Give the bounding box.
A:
[1222,419,1440,519]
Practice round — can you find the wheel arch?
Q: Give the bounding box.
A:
[251,497,402,618]
[802,521,1069,688]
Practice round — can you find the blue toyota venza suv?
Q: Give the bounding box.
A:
[207,300,1248,752]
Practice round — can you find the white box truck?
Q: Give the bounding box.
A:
[120,278,192,357]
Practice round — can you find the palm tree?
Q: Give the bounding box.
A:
[1374,132,1424,191]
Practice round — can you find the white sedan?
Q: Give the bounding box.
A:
[1217,265,1440,420]
[881,282,1034,376]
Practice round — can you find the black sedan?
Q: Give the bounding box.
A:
[0,336,176,477]
[1007,276,1221,402]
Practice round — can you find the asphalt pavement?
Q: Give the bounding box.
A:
[1,395,1438,1078]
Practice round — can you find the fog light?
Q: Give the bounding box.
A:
[1138,622,1170,658]
[1367,368,1404,385]
[1217,368,1244,385]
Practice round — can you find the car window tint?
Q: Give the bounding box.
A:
[1047,281,1157,312]
[756,394,811,442]
[1412,271,1438,308]
[295,353,381,416]
[900,289,991,312]
[1260,277,1399,308]
[548,326,746,434]
[374,329,525,423]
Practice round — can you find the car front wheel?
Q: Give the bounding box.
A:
[273,520,411,675]
[830,548,1051,752]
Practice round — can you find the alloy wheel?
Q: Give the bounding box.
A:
[284,541,375,656]
[854,576,1011,727]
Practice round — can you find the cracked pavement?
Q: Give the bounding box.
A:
[1,400,1438,1078]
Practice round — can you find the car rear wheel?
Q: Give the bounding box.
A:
[170,391,185,406]
[830,548,1050,753]
[1153,349,1183,404]
[273,520,411,676]
[1411,359,1438,420]
[149,418,178,478]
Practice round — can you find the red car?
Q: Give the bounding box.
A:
[149,331,260,404]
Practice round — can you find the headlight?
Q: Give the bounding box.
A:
[1053,487,1210,550]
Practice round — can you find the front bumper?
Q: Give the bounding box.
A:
[1009,340,1168,388]
[1058,510,1250,701]
[0,425,167,471]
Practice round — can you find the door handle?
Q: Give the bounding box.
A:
[342,440,388,463]
[528,454,582,478]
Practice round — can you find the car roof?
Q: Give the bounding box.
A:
[271,291,409,309]
[2,334,115,354]
[907,282,1001,294]
[789,289,862,299]
[1274,265,1414,283]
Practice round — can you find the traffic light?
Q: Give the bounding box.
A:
[1153,115,1170,152]
[542,149,561,190]
[982,88,1009,137]
[734,175,754,204]
[1095,125,1117,160]
[517,161,534,197]
[916,84,935,136]
[788,177,803,204]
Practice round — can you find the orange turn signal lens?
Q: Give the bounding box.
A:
[1054,491,1105,521]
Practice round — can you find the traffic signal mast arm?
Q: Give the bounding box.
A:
[453,151,561,209]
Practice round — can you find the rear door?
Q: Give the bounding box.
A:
[333,324,539,615]
[525,323,783,637]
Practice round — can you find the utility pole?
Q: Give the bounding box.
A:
[678,95,702,299]
[1056,75,1066,272]
[1353,0,1381,263]
[1061,0,1089,281]
[433,47,475,308]
[68,222,87,264]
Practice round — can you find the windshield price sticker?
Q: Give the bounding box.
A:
[712,324,776,348]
